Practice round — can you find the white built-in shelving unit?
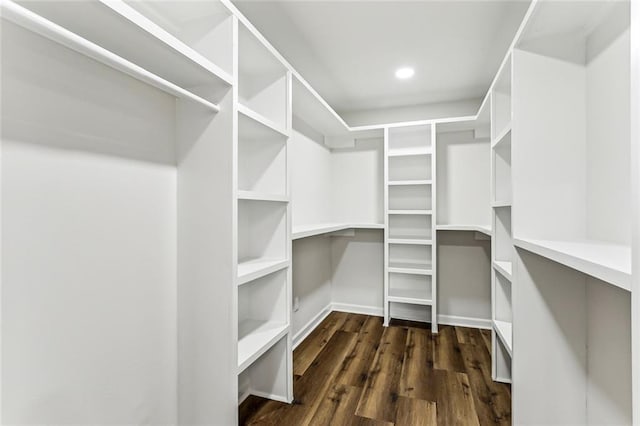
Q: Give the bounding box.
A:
[235,22,293,405]
[384,125,438,332]
[509,0,633,423]
[489,53,514,384]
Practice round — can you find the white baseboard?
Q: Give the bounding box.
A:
[331,302,383,317]
[438,314,492,330]
[292,303,332,350]
[249,390,291,404]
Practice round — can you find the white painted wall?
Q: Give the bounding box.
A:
[436,131,491,227]
[331,230,384,312]
[2,23,177,424]
[291,237,332,337]
[331,138,384,225]
[437,232,491,322]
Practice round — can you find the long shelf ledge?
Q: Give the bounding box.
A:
[493,319,513,357]
[237,320,288,373]
[292,223,384,240]
[513,238,631,291]
[2,0,220,112]
[237,258,289,285]
[436,224,492,236]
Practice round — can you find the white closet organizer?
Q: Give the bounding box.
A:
[384,125,438,331]
[235,23,293,404]
[489,55,514,384]
[511,0,633,423]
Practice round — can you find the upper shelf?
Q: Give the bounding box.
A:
[436,224,492,236]
[292,76,382,144]
[14,0,232,104]
[514,238,631,291]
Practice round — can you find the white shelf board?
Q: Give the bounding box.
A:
[513,238,631,291]
[237,191,289,203]
[237,258,289,285]
[388,147,432,157]
[2,0,221,112]
[388,238,433,245]
[292,223,384,240]
[387,180,433,186]
[493,260,513,281]
[493,320,513,357]
[492,201,512,208]
[491,124,512,149]
[388,288,433,306]
[388,210,433,215]
[436,224,492,236]
[237,319,289,373]
[238,103,290,139]
[388,262,433,276]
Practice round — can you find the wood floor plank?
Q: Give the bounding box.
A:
[433,325,466,373]
[339,313,369,333]
[293,311,348,376]
[334,316,385,387]
[395,396,437,426]
[432,370,480,426]
[458,328,511,425]
[355,326,408,423]
[275,330,357,426]
[399,327,435,400]
[480,328,493,354]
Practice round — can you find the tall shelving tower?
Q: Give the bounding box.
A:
[384,124,438,332]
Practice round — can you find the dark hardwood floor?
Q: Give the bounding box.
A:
[239,312,511,425]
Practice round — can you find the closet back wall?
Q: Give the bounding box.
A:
[2,24,177,424]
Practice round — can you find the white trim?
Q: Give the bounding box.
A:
[331,302,383,317]
[248,390,292,404]
[238,389,252,405]
[292,304,332,350]
[438,314,492,330]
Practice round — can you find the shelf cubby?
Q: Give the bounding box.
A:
[237,200,288,283]
[388,273,433,305]
[238,269,288,372]
[491,55,511,141]
[388,184,432,211]
[494,206,512,263]
[238,109,288,196]
[494,271,512,356]
[493,133,512,205]
[13,0,232,106]
[238,24,288,131]
[388,155,432,181]
[389,214,432,240]
[388,244,432,275]
[238,334,289,403]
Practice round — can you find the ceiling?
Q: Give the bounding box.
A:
[233,0,530,118]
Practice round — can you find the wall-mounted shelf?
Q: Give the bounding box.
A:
[388,147,432,157]
[491,125,512,149]
[493,319,512,357]
[387,179,432,186]
[2,0,223,112]
[291,223,384,240]
[436,224,492,236]
[388,238,433,245]
[388,288,433,305]
[388,261,433,275]
[237,320,289,373]
[388,210,432,215]
[492,201,512,208]
[514,238,631,291]
[237,259,289,286]
[237,191,289,203]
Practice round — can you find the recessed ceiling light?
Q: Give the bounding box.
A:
[395,67,415,80]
